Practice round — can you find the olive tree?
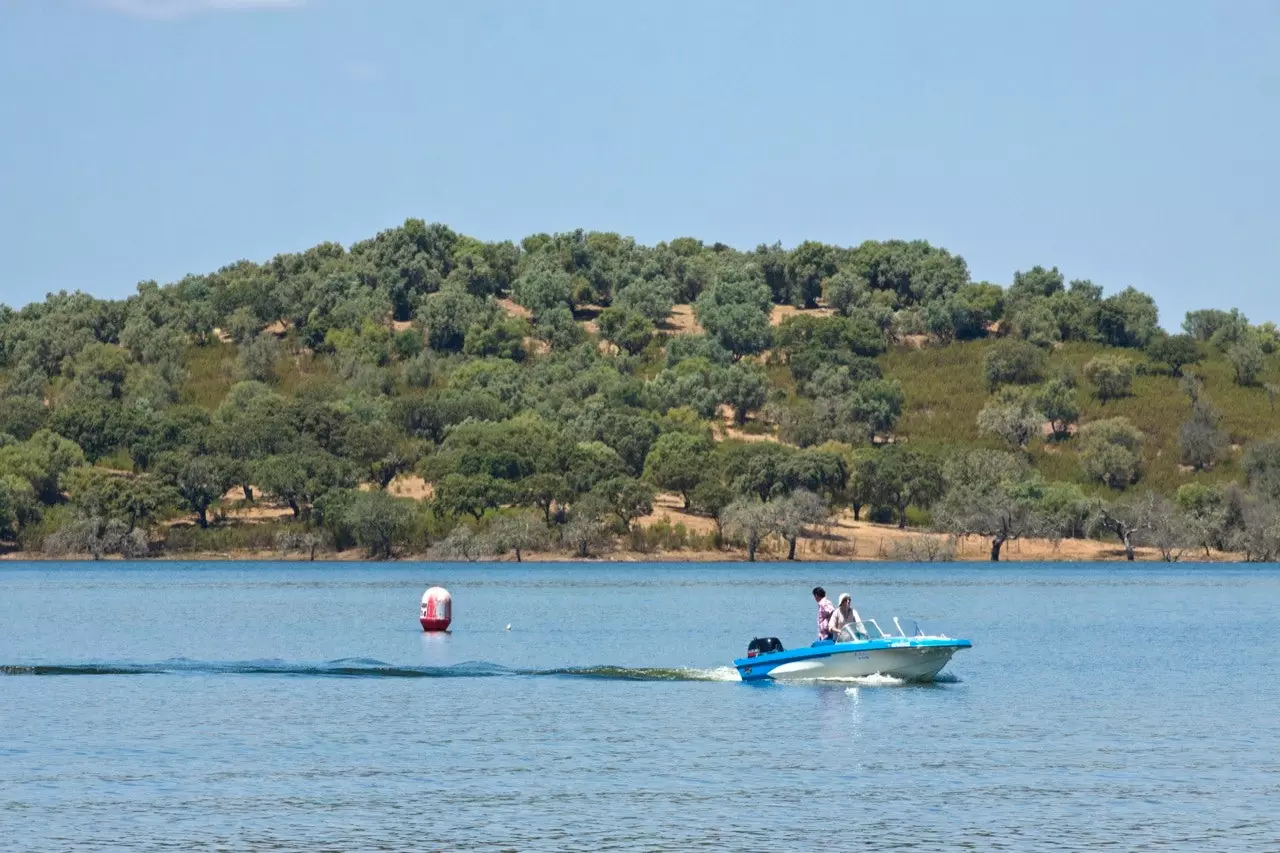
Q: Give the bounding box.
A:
[934,450,1045,561]
[1083,355,1134,403]
[1078,418,1144,488]
[977,387,1043,449]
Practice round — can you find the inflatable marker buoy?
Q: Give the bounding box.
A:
[420,587,452,632]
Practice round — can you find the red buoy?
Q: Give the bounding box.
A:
[420,586,452,632]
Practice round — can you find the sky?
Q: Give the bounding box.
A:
[2,0,1278,328]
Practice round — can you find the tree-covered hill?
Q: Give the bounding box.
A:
[2,220,1278,561]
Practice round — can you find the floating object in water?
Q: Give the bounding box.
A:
[505,624,511,631]
[734,614,970,682]
[419,587,452,632]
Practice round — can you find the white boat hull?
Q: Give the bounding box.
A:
[762,645,960,682]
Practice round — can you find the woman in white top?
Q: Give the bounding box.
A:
[827,593,859,639]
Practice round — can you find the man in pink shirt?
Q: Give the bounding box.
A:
[812,586,835,641]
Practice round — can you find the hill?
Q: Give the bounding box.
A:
[1,220,1278,562]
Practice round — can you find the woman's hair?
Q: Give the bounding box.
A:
[812,586,826,598]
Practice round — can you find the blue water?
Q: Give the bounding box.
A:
[2,561,1278,851]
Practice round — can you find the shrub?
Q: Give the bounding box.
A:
[983,340,1046,390]
[1083,355,1134,403]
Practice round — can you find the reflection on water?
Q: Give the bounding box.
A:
[2,561,1277,852]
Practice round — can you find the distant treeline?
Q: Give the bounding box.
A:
[2,220,1279,561]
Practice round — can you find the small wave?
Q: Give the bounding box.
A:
[0,660,739,683]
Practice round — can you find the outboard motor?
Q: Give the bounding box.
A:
[746,637,784,658]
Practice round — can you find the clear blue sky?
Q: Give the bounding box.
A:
[3,0,1278,328]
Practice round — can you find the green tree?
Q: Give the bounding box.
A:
[596,307,654,355]
[1228,338,1265,386]
[935,450,1045,561]
[343,489,417,558]
[155,453,233,528]
[694,268,773,360]
[977,387,1044,449]
[720,498,776,562]
[1097,287,1159,348]
[416,286,485,352]
[643,432,713,508]
[1036,378,1079,440]
[1145,334,1201,377]
[1083,355,1134,403]
[772,489,829,560]
[0,429,86,504]
[255,452,354,518]
[983,340,1047,390]
[0,474,40,540]
[1178,398,1228,472]
[592,476,655,531]
[1243,438,1280,501]
[1078,418,1144,488]
[434,473,509,520]
[484,512,546,562]
[720,364,769,426]
[859,446,944,529]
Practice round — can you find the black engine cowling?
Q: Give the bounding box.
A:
[747,637,784,656]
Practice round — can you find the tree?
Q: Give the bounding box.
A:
[1097,287,1159,348]
[416,286,484,352]
[0,474,40,541]
[0,429,86,504]
[720,364,769,426]
[1087,495,1155,561]
[977,387,1044,449]
[693,269,773,360]
[1178,398,1228,471]
[591,477,654,531]
[432,525,482,561]
[1036,377,1079,440]
[155,453,233,528]
[275,529,331,561]
[0,396,47,441]
[1183,309,1233,342]
[772,489,829,560]
[596,307,654,355]
[43,516,146,561]
[255,452,354,518]
[1078,418,1144,488]
[720,498,776,562]
[935,450,1045,561]
[1243,438,1280,501]
[983,340,1047,390]
[484,513,546,562]
[512,265,573,319]
[236,334,281,383]
[1083,355,1134,403]
[343,489,417,558]
[1228,338,1265,386]
[643,432,713,508]
[1145,334,1201,377]
[64,467,175,532]
[434,473,509,521]
[859,446,944,529]
[1229,496,1280,562]
[560,498,613,558]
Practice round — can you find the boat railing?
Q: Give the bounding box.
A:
[848,617,935,641]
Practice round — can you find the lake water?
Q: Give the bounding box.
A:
[2,561,1278,852]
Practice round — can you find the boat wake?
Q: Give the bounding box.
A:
[0,658,741,683]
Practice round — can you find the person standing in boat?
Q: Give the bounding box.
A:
[828,593,857,639]
[813,587,835,640]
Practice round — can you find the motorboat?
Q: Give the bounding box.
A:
[733,613,971,683]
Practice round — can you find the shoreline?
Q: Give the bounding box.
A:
[0,543,1241,564]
